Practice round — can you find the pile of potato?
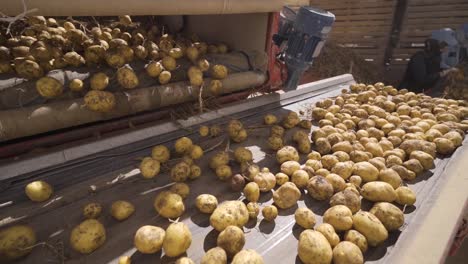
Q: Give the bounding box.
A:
[1,81,466,263]
[0,15,230,112]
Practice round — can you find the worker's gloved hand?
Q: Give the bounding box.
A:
[440,68,459,77]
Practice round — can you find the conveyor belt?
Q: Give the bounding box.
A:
[0,74,466,264]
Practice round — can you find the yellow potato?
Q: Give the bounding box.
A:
[244,182,260,203]
[307,176,334,200]
[232,249,263,264]
[211,64,228,79]
[159,70,171,84]
[316,223,340,248]
[201,247,227,264]
[209,151,229,169]
[170,183,190,199]
[162,56,177,71]
[273,182,301,209]
[69,78,84,92]
[234,147,253,164]
[331,161,353,180]
[189,145,204,160]
[118,256,131,264]
[25,180,53,202]
[185,46,199,62]
[209,79,223,95]
[189,164,202,180]
[291,169,310,189]
[196,194,218,214]
[409,150,434,170]
[323,205,353,231]
[176,257,195,264]
[199,125,210,137]
[264,114,278,125]
[378,168,402,189]
[169,48,183,59]
[275,172,289,186]
[117,66,139,89]
[0,225,36,260]
[352,211,388,247]
[175,137,193,154]
[210,201,249,231]
[332,241,364,264]
[370,202,404,231]
[330,188,361,214]
[217,225,245,257]
[344,230,368,253]
[146,61,163,77]
[276,146,300,164]
[216,165,233,181]
[140,157,161,179]
[352,162,379,182]
[36,76,63,98]
[163,222,192,257]
[70,219,106,254]
[197,58,210,71]
[246,202,260,219]
[111,200,135,221]
[298,230,333,264]
[90,73,109,90]
[295,208,316,229]
[395,186,416,205]
[268,136,284,150]
[151,145,170,163]
[361,181,397,202]
[83,202,102,219]
[153,191,185,219]
[171,161,191,182]
[134,225,165,253]
[325,173,346,193]
[434,137,456,155]
[262,205,278,221]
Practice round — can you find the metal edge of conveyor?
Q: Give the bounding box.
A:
[385,140,468,264]
[0,74,355,182]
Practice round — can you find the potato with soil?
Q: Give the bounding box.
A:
[333,241,364,264]
[140,157,161,179]
[230,174,246,191]
[83,203,102,219]
[323,205,353,231]
[247,202,260,219]
[70,219,106,254]
[36,76,63,98]
[211,64,228,79]
[316,223,340,248]
[325,173,346,193]
[264,114,278,125]
[217,225,245,257]
[232,249,264,264]
[395,186,416,205]
[330,188,361,213]
[159,70,171,84]
[111,200,135,221]
[352,161,379,182]
[210,201,249,231]
[163,222,192,257]
[216,165,233,180]
[276,146,300,164]
[399,139,436,157]
[116,65,139,89]
[262,205,278,221]
[352,211,388,247]
[171,161,191,182]
[151,145,170,163]
[275,172,289,186]
[170,183,190,199]
[298,230,333,264]
[201,247,227,264]
[361,181,397,202]
[378,168,402,189]
[434,138,456,155]
[273,182,301,209]
[196,194,218,214]
[209,151,229,169]
[331,162,353,180]
[409,150,434,170]
[244,182,260,202]
[281,161,301,176]
[234,147,253,164]
[292,169,310,189]
[174,137,193,155]
[344,230,368,253]
[295,208,316,229]
[153,191,185,219]
[134,225,165,254]
[25,180,53,202]
[307,176,334,200]
[254,168,276,192]
[0,225,37,260]
[315,138,332,155]
[84,90,116,112]
[370,202,404,231]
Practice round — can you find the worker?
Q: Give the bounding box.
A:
[399,38,457,96]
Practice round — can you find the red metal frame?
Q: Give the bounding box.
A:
[0,12,285,159]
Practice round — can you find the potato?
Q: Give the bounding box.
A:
[378,168,401,189]
[409,150,434,170]
[154,191,185,219]
[0,225,36,260]
[187,164,201,180]
[171,161,191,182]
[82,202,102,219]
[267,136,284,150]
[271,125,286,137]
[370,202,404,231]
[352,211,388,246]
[230,174,246,191]
[298,230,333,264]
[134,225,165,254]
[159,70,171,84]
[262,205,278,221]
[111,200,135,221]
[244,182,260,202]
[196,194,218,214]
[64,51,85,67]
[14,58,43,79]
[352,161,379,182]
[118,256,131,264]
[210,201,249,231]
[174,137,193,155]
[217,225,245,257]
[90,72,109,90]
[350,150,370,163]
[323,205,353,231]
[386,155,403,167]
[325,173,346,193]
[276,146,300,164]
[434,137,456,155]
[305,159,322,171]
[395,186,416,205]
[176,257,195,264]
[139,157,161,179]
[283,111,301,128]
[209,151,229,169]
[344,230,368,253]
[361,181,396,202]
[215,165,232,180]
[315,138,332,155]
[232,249,264,264]
[273,182,301,209]
[201,247,227,264]
[35,76,63,98]
[391,165,416,181]
[403,158,424,175]
[161,56,177,71]
[348,175,362,188]
[208,79,223,95]
[70,219,106,254]
[400,139,436,157]
[25,180,53,202]
[333,241,364,264]
[188,66,203,86]
[275,172,289,186]
[170,183,190,199]
[315,223,340,248]
[163,222,192,257]
[321,155,339,170]
[146,61,163,77]
[117,65,139,89]
[242,163,260,181]
[307,176,334,200]
[295,208,316,229]
[234,147,253,164]
[211,64,228,79]
[299,120,312,129]
[169,48,183,59]
[151,145,170,163]
[330,188,361,213]
[332,141,354,154]
[188,145,204,160]
[291,169,310,189]
[264,114,278,125]
[333,151,350,162]
[246,202,260,219]
[68,78,84,92]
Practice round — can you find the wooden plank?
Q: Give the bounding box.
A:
[331,31,389,37]
[330,7,394,15]
[406,10,468,19]
[335,13,394,21]
[310,0,396,10]
[405,17,468,25]
[408,0,468,6]
[332,20,393,26]
[407,3,468,12]
[403,23,467,31]
[332,25,391,31]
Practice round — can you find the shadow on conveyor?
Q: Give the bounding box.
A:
[365,230,402,261]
